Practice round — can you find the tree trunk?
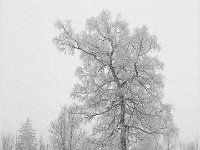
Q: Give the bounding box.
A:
[120,95,127,150]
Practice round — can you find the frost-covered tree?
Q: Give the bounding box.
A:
[1,133,14,150]
[53,10,177,150]
[49,105,85,150]
[163,123,179,150]
[16,118,37,150]
[38,136,46,150]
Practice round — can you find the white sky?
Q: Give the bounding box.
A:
[0,0,199,143]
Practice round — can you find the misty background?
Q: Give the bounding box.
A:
[0,0,199,143]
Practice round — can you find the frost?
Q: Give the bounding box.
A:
[54,10,177,149]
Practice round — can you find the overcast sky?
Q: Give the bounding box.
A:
[0,0,199,143]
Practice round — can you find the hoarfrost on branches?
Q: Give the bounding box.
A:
[54,10,177,150]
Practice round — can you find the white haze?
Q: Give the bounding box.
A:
[0,0,199,143]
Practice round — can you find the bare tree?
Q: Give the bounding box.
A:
[162,118,179,150]
[1,133,14,150]
[53,10,177,150]
[49,104,85,150]
[179,136,200,150]
[38,135,46,150]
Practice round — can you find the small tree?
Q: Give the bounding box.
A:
[16,118,37,150]
[38,135,46,150]
[1,133,14,150]
[49,105,85,150]
[163,125,179,150]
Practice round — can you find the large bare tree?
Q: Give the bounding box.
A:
[53,10,176,150]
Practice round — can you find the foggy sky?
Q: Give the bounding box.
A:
[0,0,199,142]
